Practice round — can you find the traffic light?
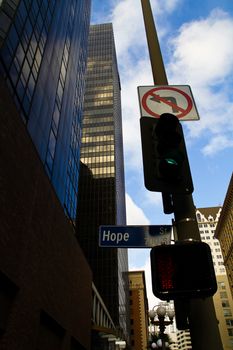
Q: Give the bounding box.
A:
[140,113,193,194]
[150,241,217,300]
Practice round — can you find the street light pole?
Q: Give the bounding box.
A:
[149,305,175,350]
[140,1,223,350]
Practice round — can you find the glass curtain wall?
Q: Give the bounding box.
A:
[76,23,130,342]
[0,0,91,221]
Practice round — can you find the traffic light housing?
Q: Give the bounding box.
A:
[150,241,217,300]
[140,113,193,194]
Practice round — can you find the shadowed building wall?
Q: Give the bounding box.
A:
[0,78,92,350]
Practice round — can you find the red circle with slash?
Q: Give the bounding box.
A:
[141,86,193,119]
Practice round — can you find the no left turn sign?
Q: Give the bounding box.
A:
[138,85,199,121]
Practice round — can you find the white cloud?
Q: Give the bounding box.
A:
[152,0,182,15]
[185,87,233,138]
[167,8,233,155]
[110,0,146,58]
[126,193,150,225]
[143,190,162,206]
[202,134,233,156]
[121,59,153,169]
[110,0,182,60]
[167,9,233,87]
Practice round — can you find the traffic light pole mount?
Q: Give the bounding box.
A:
[140,1,223,349]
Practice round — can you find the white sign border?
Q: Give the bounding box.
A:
[138,85,200,121]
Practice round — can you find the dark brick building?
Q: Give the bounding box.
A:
[0,69,92,350]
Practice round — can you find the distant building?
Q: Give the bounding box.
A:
[176,330,192,350]
[148,301,178,350]
[197,207,233,350]
[176,206,233,350]
[128,271,149,349]
[76,23,129,345]
[215,174,233,299]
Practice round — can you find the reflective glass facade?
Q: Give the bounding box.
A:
[0,0,91,221]
[76,23,129,342]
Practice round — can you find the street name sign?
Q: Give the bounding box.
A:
[138,85,199,121]
[99,225,172,248]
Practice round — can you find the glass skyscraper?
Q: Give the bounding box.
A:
[0,2,93,349]
[76,23,129,342]
[0,0,91,221]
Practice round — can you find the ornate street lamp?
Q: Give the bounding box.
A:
[148,305,175,349]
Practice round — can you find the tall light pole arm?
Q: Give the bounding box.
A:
[140,0,168,85]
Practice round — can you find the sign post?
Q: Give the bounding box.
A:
[99,225,172,248]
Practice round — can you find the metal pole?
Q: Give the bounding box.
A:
[172,195,223,350]
[140,1,223,349]
[158,318,166,350]
[140,0,167,85]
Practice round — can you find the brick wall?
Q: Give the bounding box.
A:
[0,78,92,350]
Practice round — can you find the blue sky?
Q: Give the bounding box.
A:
[91,0,233,307]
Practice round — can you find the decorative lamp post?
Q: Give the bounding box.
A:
[148,304,175,350]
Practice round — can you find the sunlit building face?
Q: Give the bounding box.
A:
[76,23,130,343]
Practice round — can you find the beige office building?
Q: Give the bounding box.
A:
[128,271,149,350]
[176,330,192,350]
[197,207,233,350]
[215,174,233,300]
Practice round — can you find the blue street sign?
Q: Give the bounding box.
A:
[99,225,172,248]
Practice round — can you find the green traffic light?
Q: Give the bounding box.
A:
[165,158,178,166]
[140,115,194,194]
[159,149,185,181]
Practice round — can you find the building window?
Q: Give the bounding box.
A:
[218,282,226,289]
[223,309,232,317]
[226,319,233,326]
[220,292,228,298]
[222,300,230,308]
